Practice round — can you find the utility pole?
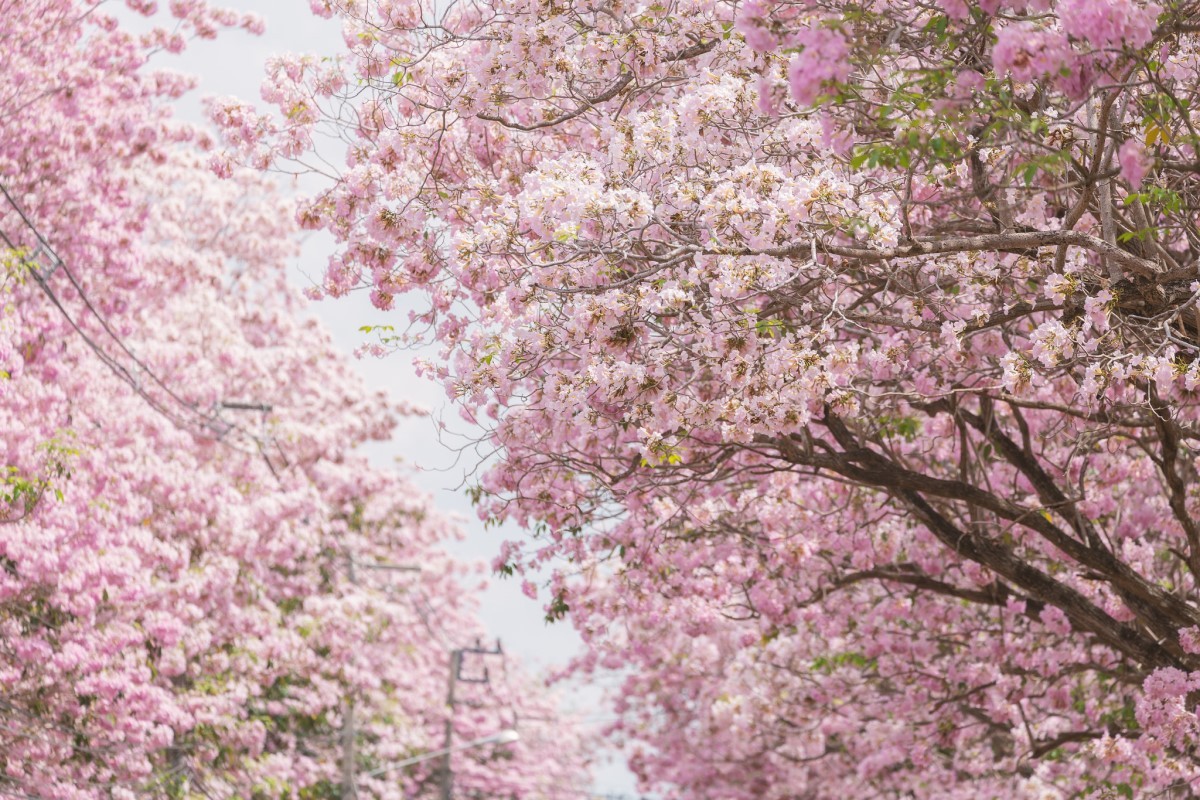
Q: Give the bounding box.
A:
[342,554,358,800]
[439,648,461,800]
[341,556,420,800]
[439,638,502,800]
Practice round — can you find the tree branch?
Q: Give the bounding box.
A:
[708,230,1160,278]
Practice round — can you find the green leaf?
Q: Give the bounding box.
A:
[545,592,570,623]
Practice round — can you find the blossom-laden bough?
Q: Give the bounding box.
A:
[221,0,1200,795]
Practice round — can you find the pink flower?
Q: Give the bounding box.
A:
[734,0,780,52]
[937,0,970,21]
[955,69,986,94]
[786,26,851,106]
[755,75,779,117]
[993,25,1074,84]
[1119,139,1152,187]
[1059,0,1161,49]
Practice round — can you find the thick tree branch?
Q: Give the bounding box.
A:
[708,230,1161,278]
[829,565,1046,618]
[759,419,1192,671]
[900,488,1181,670]
[477,38,718,131]
[827,409,1200,635]
[952,400,1197,647]
[1148,388,1200,579]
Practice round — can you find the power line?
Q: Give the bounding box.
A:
[2,183,210,419]
[0,183,286,476]
[526,784,656,800]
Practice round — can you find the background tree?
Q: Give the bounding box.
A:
[0,2,588,797]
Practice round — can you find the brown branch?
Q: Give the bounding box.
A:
[758,420,1189,671]
[477,38,718,131]
[1148,388,1200,579]
[1029,730,1103,759]
[900,487,1179,670]
[708,230,1159,278]
[952,400,1196,648]
[830,565,1045,617]
[830,408,1200,638]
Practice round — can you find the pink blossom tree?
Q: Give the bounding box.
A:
[220,0,1200,794]
[0,2,588,798]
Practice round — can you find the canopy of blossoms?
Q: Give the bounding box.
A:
[213,0,1200,794]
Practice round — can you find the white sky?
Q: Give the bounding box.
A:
[126,0,645,795]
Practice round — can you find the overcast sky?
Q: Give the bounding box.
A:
[126,1,643,794]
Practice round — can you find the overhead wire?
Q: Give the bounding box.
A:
[1,183,215,418]
[0,224,196,430]
[0,182,287,477]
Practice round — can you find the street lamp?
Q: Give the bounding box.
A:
[360,729,521,780]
